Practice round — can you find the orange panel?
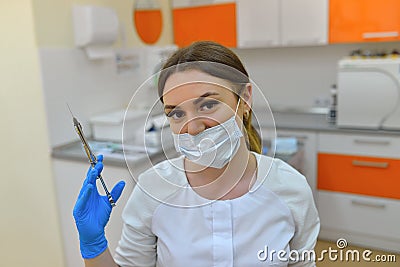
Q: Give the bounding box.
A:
[362,0,400,36]
[329,0,363,43]
[318,153,400,199]
[134,10,163,44]
[329,0,400,43]
[173,3,237,47]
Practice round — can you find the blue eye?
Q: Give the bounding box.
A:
[199,100,219,112]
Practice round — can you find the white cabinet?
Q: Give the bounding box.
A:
[237,0,280,47]
[236,0,328,48]
[318,191,400,252]
[318,132,400,158]
[317,132,400,252]
[52,159,134,267]
[52,153,174,267]
[281,0,328,46]
[277,130,318,201]
[259,128,318,201]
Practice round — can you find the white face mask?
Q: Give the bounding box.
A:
[172,100,243,169]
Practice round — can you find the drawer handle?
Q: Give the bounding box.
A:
[284,38,322,45]
[279,134,308,140]
[362,31,399,39]
[353,139,390,146]
[240,40,276,47]
[352,160,389,169]
[351,199,386,209]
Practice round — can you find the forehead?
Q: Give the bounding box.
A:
[162,69,235,105]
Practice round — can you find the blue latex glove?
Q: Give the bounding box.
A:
[73,155,125,259]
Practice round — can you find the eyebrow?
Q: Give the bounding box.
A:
[163,92,220,111]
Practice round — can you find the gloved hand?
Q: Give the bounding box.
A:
[73,155,125,259]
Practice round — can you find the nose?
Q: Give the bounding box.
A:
[185,118,206,136]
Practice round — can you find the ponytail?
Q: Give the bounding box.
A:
[243,111,262,154]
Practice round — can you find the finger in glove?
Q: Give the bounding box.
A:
[110,181,125,203]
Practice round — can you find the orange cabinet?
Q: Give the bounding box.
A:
[318,153,400,199]
[172,0,328,48]
[172,1,237,47]
[329,0,400,43]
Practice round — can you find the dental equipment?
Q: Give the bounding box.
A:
[67,104,116,207]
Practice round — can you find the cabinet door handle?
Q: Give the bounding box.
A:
[351,199,386,209]
[353,139,390,146]
[284,38,322,45]
[362,31,399,39]
[239,40,276,47]
[279,134,308,140]
[352,160,389,169]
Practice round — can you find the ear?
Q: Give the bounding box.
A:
[242,83,252,110]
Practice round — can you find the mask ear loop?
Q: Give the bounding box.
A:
[234,97,241,117]
[235,96,250,149]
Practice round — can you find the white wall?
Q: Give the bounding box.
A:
[234,41,400,109]
[39,48,147,147]
[0,1,64,266]
[34,0,174,147]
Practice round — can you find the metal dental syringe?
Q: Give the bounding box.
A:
[67,104,115,207]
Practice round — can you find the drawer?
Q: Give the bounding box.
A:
[318,153,400,199]
[318,133,400,158]
[317,190,400,243]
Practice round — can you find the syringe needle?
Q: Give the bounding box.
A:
[66,103,75,118]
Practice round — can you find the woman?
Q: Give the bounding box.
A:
[73,41,320,266]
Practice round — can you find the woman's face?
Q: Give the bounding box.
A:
[162,69,242,135]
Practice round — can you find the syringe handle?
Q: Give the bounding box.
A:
[97,174,116,207]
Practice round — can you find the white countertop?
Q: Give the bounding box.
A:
[52,139,177,167]
[262,109,400,136]
[52,111,400,167]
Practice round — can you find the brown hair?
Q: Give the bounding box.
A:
[158,41,261,154]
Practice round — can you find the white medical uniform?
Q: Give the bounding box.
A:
[114,152,320,267]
